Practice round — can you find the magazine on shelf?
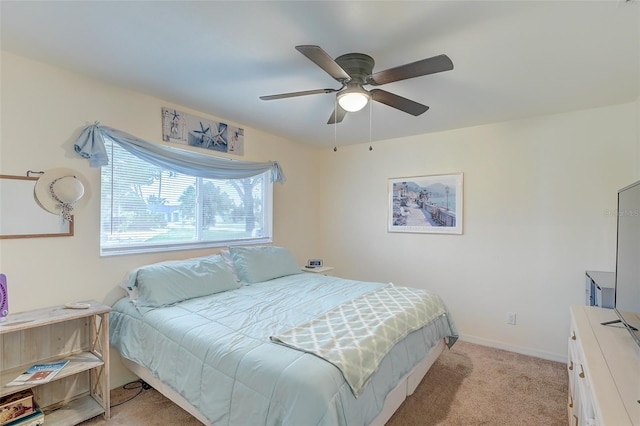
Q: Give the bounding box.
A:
[7,360,70,386]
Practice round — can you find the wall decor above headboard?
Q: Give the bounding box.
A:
[0,174,73,239]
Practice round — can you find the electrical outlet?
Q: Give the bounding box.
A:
[507,312,517,325]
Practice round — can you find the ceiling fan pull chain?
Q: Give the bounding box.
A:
[334,97,338,152]
[369,101,373,152]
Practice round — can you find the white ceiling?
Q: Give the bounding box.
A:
[1,1,638,148]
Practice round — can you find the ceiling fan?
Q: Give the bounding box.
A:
[260,45,454,124]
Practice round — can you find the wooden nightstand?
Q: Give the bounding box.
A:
[0,301,111,425]
[301,266,334,275]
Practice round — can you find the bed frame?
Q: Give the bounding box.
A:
[121,338,445,426]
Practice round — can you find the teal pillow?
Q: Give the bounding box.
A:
[135,256,239,307]
[230,246,302,283]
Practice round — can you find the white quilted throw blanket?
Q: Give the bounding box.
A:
[270,284,455,396]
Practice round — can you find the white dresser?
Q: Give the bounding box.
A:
[568,305,640,425]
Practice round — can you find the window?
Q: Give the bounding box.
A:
[100,141,272,256]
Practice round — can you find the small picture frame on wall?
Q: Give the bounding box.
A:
[388,173,463,234]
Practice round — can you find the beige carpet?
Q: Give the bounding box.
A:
[81,341,567,425]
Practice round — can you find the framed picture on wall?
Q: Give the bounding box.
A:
[161,107,245,156]
[388,173,463,234]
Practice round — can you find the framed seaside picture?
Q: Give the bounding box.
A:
[161,107,244,156]
[388,173,463,234]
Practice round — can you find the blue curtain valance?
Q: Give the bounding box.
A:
[73,122,286,183]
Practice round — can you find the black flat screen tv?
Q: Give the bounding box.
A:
[611,179,640,346]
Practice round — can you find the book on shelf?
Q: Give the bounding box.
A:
[6,360,70,386]
[2,405,43,426]
[2,406,44,426]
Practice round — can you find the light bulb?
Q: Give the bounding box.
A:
[337,88,370,112]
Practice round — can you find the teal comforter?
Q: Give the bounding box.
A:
[110,274,457,426]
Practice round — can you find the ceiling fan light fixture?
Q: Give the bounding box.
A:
[337,87,370,112]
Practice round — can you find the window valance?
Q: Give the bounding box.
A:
[73,122,286,183]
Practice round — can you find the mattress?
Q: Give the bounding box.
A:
[110,273,457,425]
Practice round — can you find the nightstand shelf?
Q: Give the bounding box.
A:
[301,266,334,275]
[44,395,106,425]
[0,352,104,396]
[0,301,111,425]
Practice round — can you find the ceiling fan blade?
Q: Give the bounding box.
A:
[295,45,351,81]
[368,54,453,86]
[260,88,338,101]
[370,89,429,116]
[327,105,347,124]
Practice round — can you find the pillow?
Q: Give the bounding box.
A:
[219,249,240,282]
[119,269,140,302]
[119,254,217,303]
[133,256,240,307]
[230,246,302,283]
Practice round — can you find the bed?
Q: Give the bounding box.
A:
[109,246,458,425]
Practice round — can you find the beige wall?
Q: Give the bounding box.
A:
[318,102,638,361]
[0,51,322,385]
[1,50,638,386]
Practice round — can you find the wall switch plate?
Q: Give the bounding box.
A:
[507,312,516,325]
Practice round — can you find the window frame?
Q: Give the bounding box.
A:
[99,142,273,257]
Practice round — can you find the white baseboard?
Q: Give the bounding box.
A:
[457,334,567,364]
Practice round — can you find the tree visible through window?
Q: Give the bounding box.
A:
[100,141,272,255]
